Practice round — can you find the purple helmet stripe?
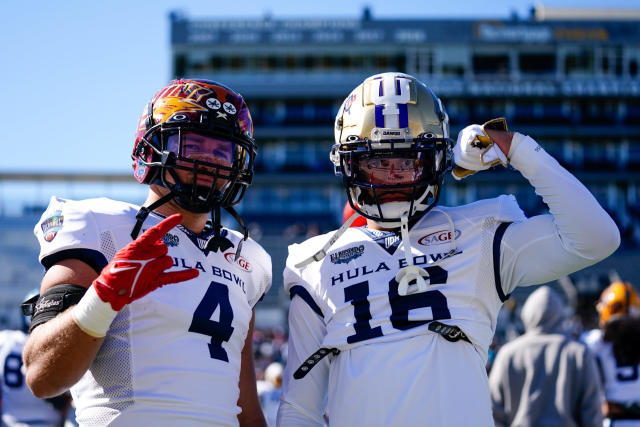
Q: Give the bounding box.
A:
[379,81,384,97]
[398,104,408,128]
[375,105,385,128]
[396,79,401,95]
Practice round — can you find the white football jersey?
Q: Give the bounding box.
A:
[34,196,272,427]
[278,131,620,427]
[583,328,640,426]
[283,195,525,426]
[0,329,65,426]
[287,196,524,359]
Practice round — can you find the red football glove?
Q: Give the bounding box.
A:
[72,214,199,337]
[94,213,199,311]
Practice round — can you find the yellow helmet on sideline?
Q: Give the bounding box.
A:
[597,281,640,324]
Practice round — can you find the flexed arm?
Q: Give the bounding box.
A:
[453,120,620,293]
[24,214,199,397]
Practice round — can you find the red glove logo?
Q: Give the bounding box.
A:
[93,214,199,311]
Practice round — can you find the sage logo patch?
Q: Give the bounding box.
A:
[224,252,252,272]
[41,210,64,242]
[329,245,365,264]
[418,229,461,246]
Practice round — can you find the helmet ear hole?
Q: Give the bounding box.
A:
[145,102,155,130]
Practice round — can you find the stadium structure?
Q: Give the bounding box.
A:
[2,5,639,328]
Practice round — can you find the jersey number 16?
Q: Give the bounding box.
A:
[344,265,451,344]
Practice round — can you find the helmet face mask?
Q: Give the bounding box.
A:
[334,137,448,221]
[332,73,453,225]
[132,79,256,213]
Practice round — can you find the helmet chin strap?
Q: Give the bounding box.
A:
[130,189,249,260]
[294,200,458,286]
[294,211,361,269]
[130,191,176,240]
[395,214,429,296]
[205,205,234,253]
[395,208,457,296]
[205,205,250,260]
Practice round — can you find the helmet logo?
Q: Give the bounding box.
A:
[171,114,188,121]
[223,102,237,115]
[206,98,221,110]
[152,98,207,123]
[343,93,357,114]
[135,160,146,180]
[371,76,411,129]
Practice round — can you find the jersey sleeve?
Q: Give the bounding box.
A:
[278,241,330,426]
[246,240,272,308]
[498,133,620,295]
[33,196,109,274]
[283,242,327,318]
[277,295,328,427]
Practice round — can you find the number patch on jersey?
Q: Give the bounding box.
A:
[189,280,234,362]
[3,352,24,388]
[616,363,639,382]
[344,281,384,343]
[344,266,451,343]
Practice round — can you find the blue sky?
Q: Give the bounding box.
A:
[2,0,638,173]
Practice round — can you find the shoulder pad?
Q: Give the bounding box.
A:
[439,194,526,224]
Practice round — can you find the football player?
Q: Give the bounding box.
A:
[258,362,284,427]
[277,72,620,426]
[582,281,640,425]
[0,290,70,426]
[22,79,271,426]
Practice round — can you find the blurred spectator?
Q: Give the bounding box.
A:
[305,222,320,239]
[253,327,287,427]
[258,362,283,427]
[582,281,640,425]
[489,286,604,427]
[248,222,264,242]
[254,327,287,379]
[1,290,71,426]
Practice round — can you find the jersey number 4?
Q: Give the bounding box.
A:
[344,265,451,344]
[189,280,234,362]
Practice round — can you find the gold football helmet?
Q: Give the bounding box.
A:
[597,281,640,324]
[331,72,452,225]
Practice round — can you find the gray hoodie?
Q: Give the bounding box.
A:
[489,286,604,427]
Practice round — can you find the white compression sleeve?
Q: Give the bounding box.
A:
[498,133,620,294]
